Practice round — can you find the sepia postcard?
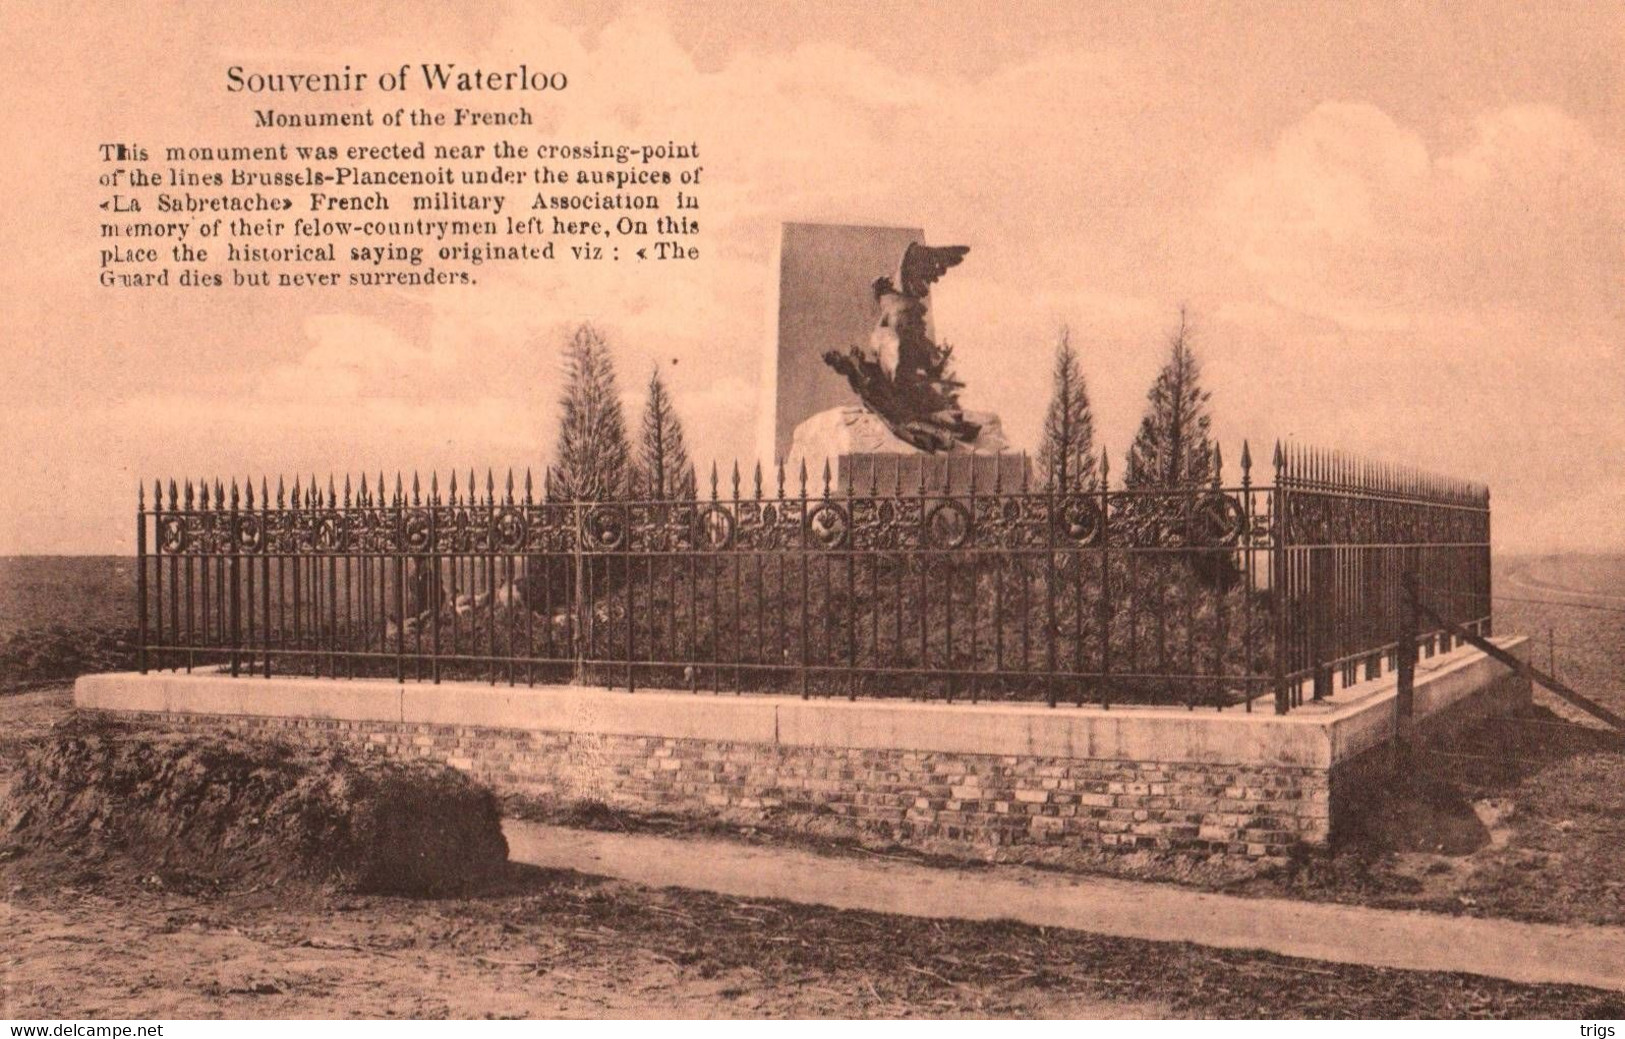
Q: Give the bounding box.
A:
[2,0,1622,1027]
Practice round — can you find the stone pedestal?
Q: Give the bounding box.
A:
[787,405,1024,494]
[759,223,926,463]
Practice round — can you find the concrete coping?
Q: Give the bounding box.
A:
[76,636,1526,772]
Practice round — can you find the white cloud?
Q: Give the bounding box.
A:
[1218,101,1625,327]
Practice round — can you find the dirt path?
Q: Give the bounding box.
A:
[0,868,1160,1019]
[506,820,1625,992]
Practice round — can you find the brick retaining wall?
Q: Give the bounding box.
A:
[77,637,1527,863]
[96,709,1332,858]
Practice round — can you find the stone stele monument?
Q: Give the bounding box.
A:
[770,223,1016,495]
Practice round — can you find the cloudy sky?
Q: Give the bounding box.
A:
[3,0,1622,554]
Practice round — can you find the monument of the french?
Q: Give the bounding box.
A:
[763,221,1019,494]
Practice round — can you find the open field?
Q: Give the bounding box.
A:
[1494,554,1625,724]
[0,556,134,637]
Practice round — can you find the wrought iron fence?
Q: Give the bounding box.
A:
[134,443,1490,714]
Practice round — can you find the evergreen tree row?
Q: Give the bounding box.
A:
[1039,305,1216,493]
[551,306,1219,505]
[552,322,697,503]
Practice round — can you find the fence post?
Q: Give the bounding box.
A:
[798,461,809,700]
[1397,569,1421,760]
[229,480,241,677]
[1044,462,1058,709]
[1271,442,1290,714]
[1483,485,1493,638]
[395,474,406,684]
[573,499,587,686]
[137,483,149,675]
[1097,449,1112,711]
[261,477,272,679]
[429,476,440,685]
[626,495,636,694]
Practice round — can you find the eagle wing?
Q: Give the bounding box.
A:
[897,243,969,299]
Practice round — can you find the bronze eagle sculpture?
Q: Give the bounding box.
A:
[823,243,980,453]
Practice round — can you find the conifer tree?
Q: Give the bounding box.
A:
[637,366,697,501]
[1124,307,1214,489]
[553,323,631,502]
[1038,326,1098,492]
[1125,308,1236,588]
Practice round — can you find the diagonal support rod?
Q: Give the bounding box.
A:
[1403,574,1625,732]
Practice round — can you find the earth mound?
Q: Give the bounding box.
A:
[4,718,508,895]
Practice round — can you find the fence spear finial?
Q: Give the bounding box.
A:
[506,468,515,504]
[1211,443,1223,488]
[524,467,533,505]
[1099,446,1110,486]
[394,471,404,507]
[994,449,1004,493]
[710,461,719,501]
[245,478,254,509]
[231,479,240,508]
[485,468,494,505]
[138,481,145,509]
[449,469,458,504]
[776,458,786,499]
[822,458,832,497]
[409,471,419,506]
[732,459,741,499]
[798,459,808,498]
[754,461,763,500]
